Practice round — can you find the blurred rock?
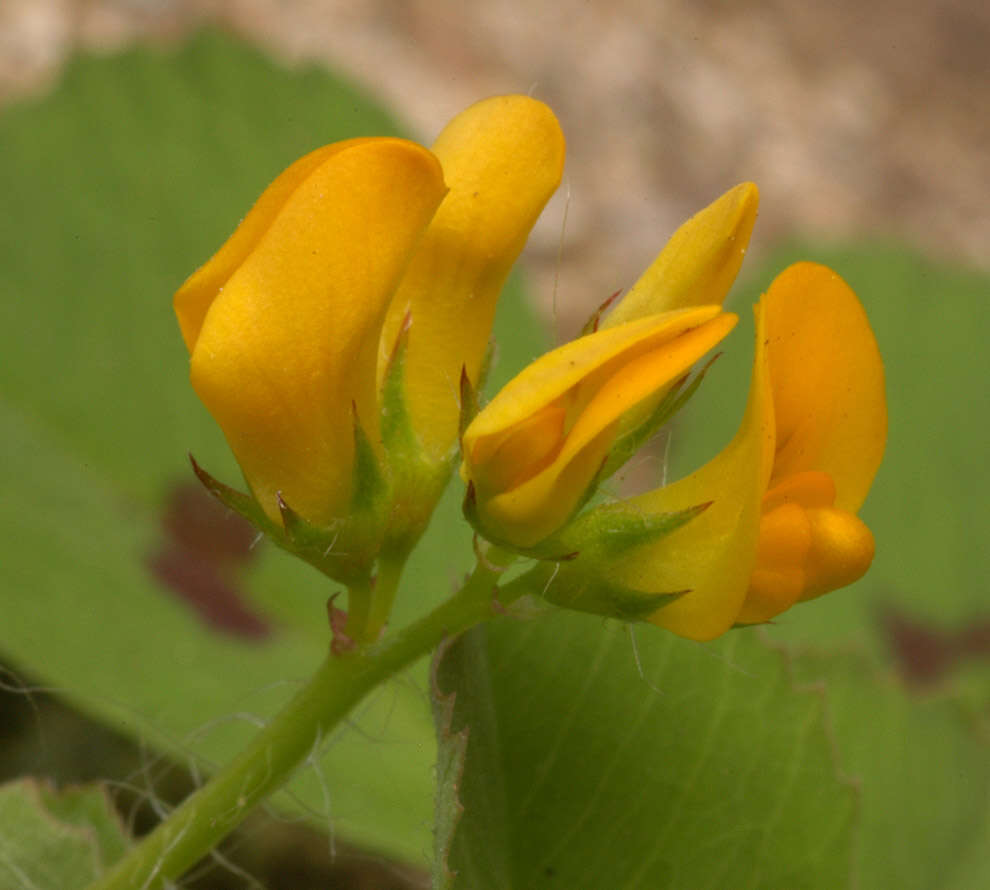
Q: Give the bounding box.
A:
[3,0,987,331]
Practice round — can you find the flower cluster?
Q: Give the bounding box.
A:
[177,95,885,640]
[175,96,564,596]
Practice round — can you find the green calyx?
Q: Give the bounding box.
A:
[380,311,419,460]
[600,352,720,480]
[190,455,381,588]
[509,560,685,623]
[549,499,712,558]
[379,315,460,549]
[488,497,711,623]
[351,405,388,513]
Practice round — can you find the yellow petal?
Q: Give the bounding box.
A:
[464,306,736,547]
[477,312,738,546]
[739,502,875,623]
[185,139,447,524]
[470,397,568,495]
[614,302,774,641]
[763,262,887,511]
[466,305,723,458]
[761,470,836,513]
[799,507,875,600]
[379,95,566,459]
[174,140,367,352]
[738,502,811,623]
[601,182,759,328]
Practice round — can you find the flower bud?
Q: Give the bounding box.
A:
[537,262,887,640]
[462,306,737,548]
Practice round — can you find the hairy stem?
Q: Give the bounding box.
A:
[87,547,516,890]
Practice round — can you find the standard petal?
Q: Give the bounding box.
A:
[188,139,447,525]
[762,262,887,511]
[611,303,774,640]
[379,95,566,459]
[602,182,759,328]
[174,140,369,352]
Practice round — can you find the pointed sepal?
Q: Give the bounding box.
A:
[380,311,419,457]
[271,487,378,587]
[461,480,486,540]
[458,365,480,442]
[376,314,459,555]
[275,491,307,543]
[515,561,687,623]
[189,454,275,532]
[501,497,710,622]
[514,454,612,559]
[350,403,388,513]
[189,455,377,587]
[551,499,712,558]
[601,352,721,480]
[579,289,622,336]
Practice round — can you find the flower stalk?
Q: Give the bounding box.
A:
[86,547,516,890]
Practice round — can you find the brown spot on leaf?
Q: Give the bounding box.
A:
[147,481,271,640]
[880,606,990,688]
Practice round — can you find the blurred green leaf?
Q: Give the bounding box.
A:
[787,649,989,890]
[0,779,130,888]
[0,31,545,866]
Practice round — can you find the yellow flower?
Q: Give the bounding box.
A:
[175,97,564,537]
[546,262,887,640]
[175,138,447,527]
[461,183,759,548]
[738,262,886,625]
[462,307,737,547]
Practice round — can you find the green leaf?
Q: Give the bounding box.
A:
[438,611,989,888]
[0,780,131,888]
[430,654,467,890]
[0,31,547,867]
[435,616,857,889]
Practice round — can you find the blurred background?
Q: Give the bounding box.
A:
[1,2,987,888]
[3,0,988,326]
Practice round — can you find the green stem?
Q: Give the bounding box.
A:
[87,547,516,890]
[339,575,369,643]
[364,544,408,642]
